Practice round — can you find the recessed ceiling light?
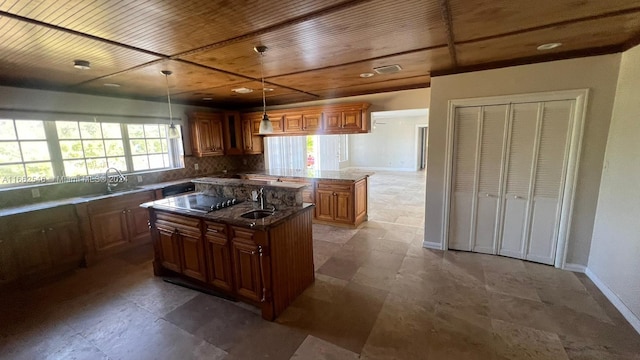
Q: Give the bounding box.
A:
[232,87,254,94]
[360,72,374,78]
[73,59,91,70]
[263,87,274,92]
[537,42,563,51]
[103,83,120,87]
[202,97,213,100]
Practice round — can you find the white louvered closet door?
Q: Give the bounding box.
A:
[474,105,509,254]
[499,103,539,259]
[449,99,574,265]
[525,100,573,264]
[449,107,480,251]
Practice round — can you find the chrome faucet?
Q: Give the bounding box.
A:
[258,187,265,209]
[105,167,126,193]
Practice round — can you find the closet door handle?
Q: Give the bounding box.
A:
[514,195,526,200]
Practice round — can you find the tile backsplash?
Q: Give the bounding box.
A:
[0,155,265,208]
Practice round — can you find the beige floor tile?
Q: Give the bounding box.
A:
[492,319,569,360]
[291,335,360,359]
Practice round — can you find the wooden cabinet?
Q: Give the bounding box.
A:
[315,182,354,224]
[204,221,233,291]
[230,226,263,303]
[241,118,264,154]
[0,205,82,283]
[78,190,154,265]
[154,212,207,282]
[189,112,225,157]
[314,178,368,227]
[241,103,369,136]
[222,111,244,155]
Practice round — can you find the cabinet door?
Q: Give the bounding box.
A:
[13,228,51,275]
[179,229,207,282]
[315,189,335,222]
[284,114,304,133]
[323,111,342,131]
[191,115,224,157]
[231,228,262,302]
[242,119,264,154]
[91,208,128,251]
[156,227,181,273]
[342,109,363,130]
[126,206,151,243]
[46,221,82,265]
[223,112,244,155]
[303,113,322,132]
[334,190,354,223]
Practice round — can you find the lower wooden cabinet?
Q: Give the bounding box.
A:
[154,212,207,282]
[78,190,155,265]
[315,179,367,227]
[204,221,233,291]
[0,205,83,283]
[230,227,263,302]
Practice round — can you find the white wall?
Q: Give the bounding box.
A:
[424,54,621,266]
[588,44,640,329]
[0,85,214,155]
[348,111,428,171]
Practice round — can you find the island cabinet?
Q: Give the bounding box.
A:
[77,190,155,265]
[189,112,225,157]
[148,206,314,320]
[0,205,83,284]
[314,178,368,227]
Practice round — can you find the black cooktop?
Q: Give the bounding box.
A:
[159,193,240,213]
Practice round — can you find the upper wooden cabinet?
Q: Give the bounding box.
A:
[242,118,264,155]
[222,111,244,156]
[189,112,225,157]
[241,102,370,136]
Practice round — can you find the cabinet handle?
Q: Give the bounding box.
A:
[258,245,268,303]
[48,227,54,231]
[122,210,126,214]
[41,229,46,233]
[208,228,218,233]
[127,209,131,213]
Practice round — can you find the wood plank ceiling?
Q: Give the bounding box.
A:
[0,0,639,108]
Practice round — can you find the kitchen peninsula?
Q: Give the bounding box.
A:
[142,178,314,320]
[241,169,373,227]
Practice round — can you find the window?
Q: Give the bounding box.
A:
[127,124,171,171]
[0,119,54,178]
[265,134,348,171]
[0,117,183,185]
[57,121,127,176]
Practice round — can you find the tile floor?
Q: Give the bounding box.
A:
[1,171,639,359]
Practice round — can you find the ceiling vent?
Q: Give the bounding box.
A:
[373,64,402,75]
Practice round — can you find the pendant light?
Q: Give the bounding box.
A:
[162,70,180,139]
[254,45,273,135]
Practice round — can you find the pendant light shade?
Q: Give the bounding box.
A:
[162,70,180,139]
[254,45,273,135]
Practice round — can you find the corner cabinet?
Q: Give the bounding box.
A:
[241,118,264,154]
[189,112,225,157]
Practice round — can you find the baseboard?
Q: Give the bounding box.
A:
[422,241,443,250]
[563,263,587,273]
[585,267,640,334]
[342,166,417,172]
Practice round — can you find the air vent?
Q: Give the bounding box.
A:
[373,64,402,75]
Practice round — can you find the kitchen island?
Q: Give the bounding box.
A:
[240,169,373,227]
[141,179,314,320]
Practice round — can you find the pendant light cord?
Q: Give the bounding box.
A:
[164,72,174,124]
[260,51,267,116]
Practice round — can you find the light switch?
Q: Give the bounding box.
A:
[31,188,40,198]
[194,163,199,170]
[137,175,143,183]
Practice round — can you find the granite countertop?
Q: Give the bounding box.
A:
[0,178,197,217]
[242,169,373,181]
[192,177,307,189]
[143,195,314,231]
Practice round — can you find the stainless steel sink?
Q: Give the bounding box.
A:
[240,209,275,219]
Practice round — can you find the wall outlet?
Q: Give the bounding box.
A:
[194,163,199,170]
[137,175,143,183]
[31,188,40,198]
[242,159,248,165]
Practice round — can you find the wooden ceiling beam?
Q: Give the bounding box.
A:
[438,0,458,68]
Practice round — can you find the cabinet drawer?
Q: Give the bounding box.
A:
[204,221,227,238]
[155,212,201,236]
[317,182,352,192]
